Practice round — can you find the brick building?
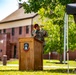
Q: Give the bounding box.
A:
[0,6,41,60]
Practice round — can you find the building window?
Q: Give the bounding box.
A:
[12,28,15,36]
[3,29,6,33]
[19,27,22,35]
[26,26,29,34]
[0,30,2,34]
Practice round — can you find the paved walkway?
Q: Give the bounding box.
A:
[0,64,18,66]
[0,64,76,69]
[44,66,76,69]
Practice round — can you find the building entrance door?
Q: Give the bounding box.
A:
[13,45,16,58]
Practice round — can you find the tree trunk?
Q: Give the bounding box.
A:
[60,54,63,64]
[59,24,63,64]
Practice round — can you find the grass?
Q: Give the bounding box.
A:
[7,59,19,64]
[0,59,76,75]
[43,60,76,68]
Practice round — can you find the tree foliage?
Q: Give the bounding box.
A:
[19,0,76,63]
[19,0,72,13]
[68,16,76,50]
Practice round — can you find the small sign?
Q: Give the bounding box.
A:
[24,43,29,51]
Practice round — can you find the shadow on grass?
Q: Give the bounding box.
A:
[0,69,75,74]
[46,61,68,64]
[43,69,75,73]
[0,70,18,72]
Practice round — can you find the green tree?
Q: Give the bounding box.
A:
[68,16,76,50]
[19,0,76,63]
[38,4,65,63]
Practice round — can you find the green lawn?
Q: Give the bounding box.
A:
[44,60,76,68]
[0,59,76,75]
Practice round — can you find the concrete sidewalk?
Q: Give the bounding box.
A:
[0,64,18,66]
[0,64,76,69]
[43,66,76,69]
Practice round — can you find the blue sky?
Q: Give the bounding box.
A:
[0,0,27,21]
